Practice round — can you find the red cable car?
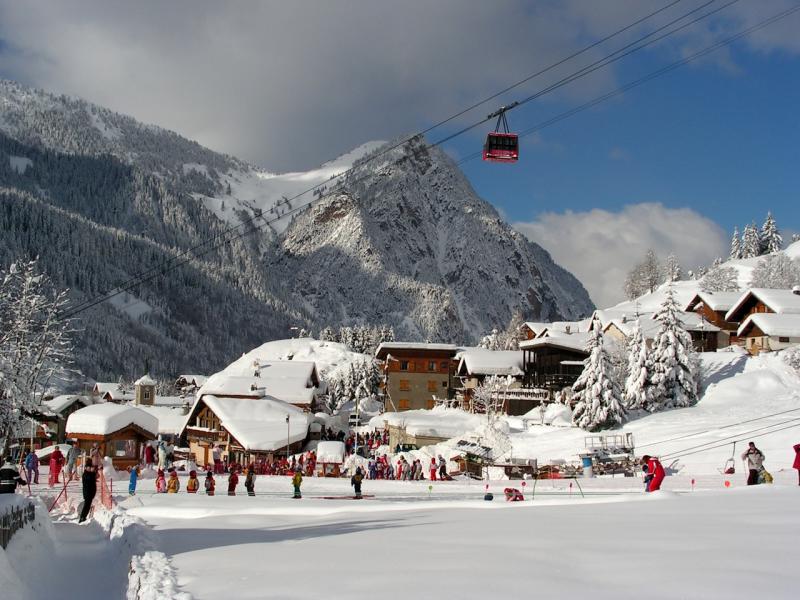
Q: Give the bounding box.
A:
[483,103,519,163]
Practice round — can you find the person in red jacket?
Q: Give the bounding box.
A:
[429,457,437,481]
[228,469,239,496]
[642,455,665,492]
[49,446,65,487]
[793,444,800,486]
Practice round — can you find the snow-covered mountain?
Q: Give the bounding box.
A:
[0,80,593,378]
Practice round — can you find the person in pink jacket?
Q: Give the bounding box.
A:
[793,444,800,486]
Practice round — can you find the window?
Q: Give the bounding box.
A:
[113,439,137,458]
[400,360,409,371]
[428,361,436,372]
[442,381,448,388]
[440,361,449,372]
[426,399,435,409]
[779,337,790,343]
[398,399,410,410]
[143,390,151,400]
[399,379,411,391]
[427,380,437,392]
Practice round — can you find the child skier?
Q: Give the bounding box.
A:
[186,470,199,493]
[128,466,140,496]
[205,471,215,496]
[291,469,303,499]
[228,469,239,496]
[641,455,665,492]
[351,466,364,499]
[245,466,255,497]
[167,470,180,493]
[429,457,437,481]
[155,469,167,493]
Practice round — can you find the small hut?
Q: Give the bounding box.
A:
[315,441,345,477]
[66,403,158,470]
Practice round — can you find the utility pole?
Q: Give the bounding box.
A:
[285,415,290,465]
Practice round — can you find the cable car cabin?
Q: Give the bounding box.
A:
[483,133,519,162]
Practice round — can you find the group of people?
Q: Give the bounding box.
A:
[363,454,449,481]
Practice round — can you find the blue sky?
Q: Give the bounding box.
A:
[1,0,798,305]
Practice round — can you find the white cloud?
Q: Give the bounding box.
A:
[1,1,794,172]
[514,203,727,308]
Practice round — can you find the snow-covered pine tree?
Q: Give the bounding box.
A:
[478,329,502,351]
[760,212,783,254]
[646,284,699,411]
[749,254,800,288]
[665,254,681,282]
[502,312,525,350]
[700,262,740,293]
[571,325,625,431]
[623,320,650,410]
[741,223,761,258]
[624,249,663,299]
[793,233,800,244]
[318,326,337,342]
[729,227,742,260]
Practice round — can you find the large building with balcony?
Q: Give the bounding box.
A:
[375,342,459,412]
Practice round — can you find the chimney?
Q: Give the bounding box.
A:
[793,285,800,296]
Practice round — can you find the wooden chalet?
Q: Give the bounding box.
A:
[519,335,589,394]
[725,287,800,354]
[455,348,540,415]
[685,291,743,345]
[603,312,724,352]
[736,313,800,354]
[375,342,459,411]
[520,322,549,340]
[66,403,158,470]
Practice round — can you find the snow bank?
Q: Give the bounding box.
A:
[378,407,484,439]
[0,496,56,600]
[66,403,158,436]
[316,441,345,464]
[128,551,191,600]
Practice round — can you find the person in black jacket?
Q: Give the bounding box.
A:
[0,459,27,493]
[351,467,364,499]
[79,460,97,523]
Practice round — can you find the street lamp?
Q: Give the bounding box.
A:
[285,415,290,466]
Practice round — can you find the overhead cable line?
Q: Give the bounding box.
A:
[56,1,697,320]
[61,2,799,322]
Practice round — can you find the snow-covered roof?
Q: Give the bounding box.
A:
[225,338,368,377]
[93,382,118,394]
[176,374,208,386]
[605,313,720,338]
[737,313,800,338]
[519,333,591,354]
[133,405,188,435]
[726,288,800,322]
[197,370,316,406]
[151,396,190,408]
[378,407,484,439]
[66,403,158,437]
[42,395,91,415]
[194,396,311,452]
[375,342,459,357]
[685,291,743,313]
[540,319,592,337]
[522,322,549,334]
[227,360,319,387]
[455,348,523,377]
[134,374,157,386]
[316,441,345,464]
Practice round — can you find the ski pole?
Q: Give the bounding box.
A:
[572,477,585,498]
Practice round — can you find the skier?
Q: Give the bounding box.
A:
[205,471,215,496]
[157,440,167,471]
[741,442,765,486]
[438,455,447,481]
[187,470,199,493]
[228,468,239,496]
[641,455,665,492]
[89,443,102,472]
[167,470,180,493]
[0,459,27,493]
[793,443,800,486]
[351,466,364,499]
[429,457,437,481]
[144,443,155,468]
[48,445,65,487]
[128,465,140,495]
[155,469,167,493]
[245,465,256,497]
[24,450,39,485]
[78,460,97,523]
[65,441,79,482]
[291,468,303,499]
[212,445,222,474]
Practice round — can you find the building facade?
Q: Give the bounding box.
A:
[375,343,459,411]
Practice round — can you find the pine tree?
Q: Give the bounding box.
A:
[571,325,625,431]
[624,249,663,299]
[646,285,699,411]
[741,223,760,259]
[729,227,742,260]
[700,263,740,293]
[665,254,681,282]
[760,212,783,254]
[318,326,337,342]
[623,320,650,410]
